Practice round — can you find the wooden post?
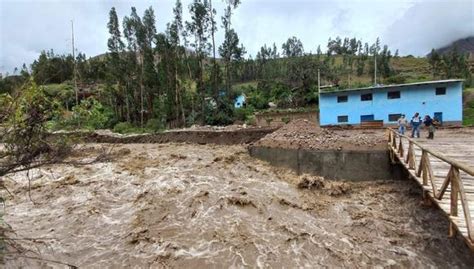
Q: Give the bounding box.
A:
[417,150,425,179]
[449,166,459,237]
[392,133,397,149]
[425,153,438,197]
[398,137,404,157]
[407,141,416,169]
[454,168,474,241]
[437,166,453,200]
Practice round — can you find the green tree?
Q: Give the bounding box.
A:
[107,7,129,121]
[186,0,212,120]
[282,36,304,57]
[219,0,245,100]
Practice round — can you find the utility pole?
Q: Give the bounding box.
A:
[317,68,320,92]
[374,52,377,86]
[71,20,78,106]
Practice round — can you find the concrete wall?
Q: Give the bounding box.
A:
[249,146,392,181]
[254,110,319,127]
[319,81,463,125]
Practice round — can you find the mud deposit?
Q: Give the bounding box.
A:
[3,144,474,268]
[254,119,386,151]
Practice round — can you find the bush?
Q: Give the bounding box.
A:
[113,122,136,134]
[385,74,407,84]
[205,97,234,126]
[245,115,256,125]
[234,107,254,122]
[145,118,164,132]
[0,94,13,122]
[51,98,115,130]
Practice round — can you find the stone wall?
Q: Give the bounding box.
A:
[249,146,393,181]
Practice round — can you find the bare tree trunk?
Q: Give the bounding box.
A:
[175,63,180,126]
[209,0,218,101]
[126,81,131,122]
[140,54,145,128]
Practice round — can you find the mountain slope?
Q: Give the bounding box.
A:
[430,36,474,56]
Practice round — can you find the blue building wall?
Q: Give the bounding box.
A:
[319,81,463,125]
[234,95,246,108]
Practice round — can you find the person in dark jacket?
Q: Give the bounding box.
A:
[423,115,435,139]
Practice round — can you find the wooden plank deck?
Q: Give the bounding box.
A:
[388,129,474,251]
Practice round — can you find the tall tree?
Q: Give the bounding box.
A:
[219,0,245,100]
[186,0,212,119]
[142,7,158,121]
[107,7,130,120]
[168,0,187,126]
[282,36,304,57]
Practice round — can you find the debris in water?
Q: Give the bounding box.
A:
[297,174,325,189]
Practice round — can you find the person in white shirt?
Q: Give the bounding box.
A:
[397,114,407,135]
[410,112,421,138]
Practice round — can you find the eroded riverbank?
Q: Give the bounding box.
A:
[3,143,474,268]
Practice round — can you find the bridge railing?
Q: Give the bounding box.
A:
[387,128,474,242]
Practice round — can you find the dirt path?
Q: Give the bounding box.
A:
[3,143,474,268]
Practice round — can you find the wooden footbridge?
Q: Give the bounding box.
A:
[387,128,474,250]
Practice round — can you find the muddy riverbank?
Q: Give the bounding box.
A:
[51,126,276,145]
[3,143,474,268]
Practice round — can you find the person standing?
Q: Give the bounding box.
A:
[424,115,435,139]
[397,114,408,135]
[410,112,421,138]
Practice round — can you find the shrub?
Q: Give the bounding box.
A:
[113,122,136,134]
[385,74,407,84]
[245,115,256,125]
[205,97,234,126]
[145,118,164,132]
[234,107,254,122]
[52,98,114,130]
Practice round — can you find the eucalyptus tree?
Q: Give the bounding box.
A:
[122,8,141,123]
[281,36,304,57]
[142,7,158,120]
[107,7,128,120]
[122,6,157,126]
[168,0,187,125]
[185,0,212,117]
[219,0,245,99]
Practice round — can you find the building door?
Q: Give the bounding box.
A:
[434,112,443,123]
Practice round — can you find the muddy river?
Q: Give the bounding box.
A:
[3,143,474,268]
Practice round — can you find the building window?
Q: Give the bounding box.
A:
[436,87,446,95]
[337,95,348,103]
[387,91,400,99]
[361,93,372,101]
[360,114,374,122]
[388,113,402,122]
[338,115,348,123]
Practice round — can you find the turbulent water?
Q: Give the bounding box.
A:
[3,143,474,268]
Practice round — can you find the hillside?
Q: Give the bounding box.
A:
[430,36,474,56]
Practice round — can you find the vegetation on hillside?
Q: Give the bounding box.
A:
[0,0,472,130]
[464,88,474,126]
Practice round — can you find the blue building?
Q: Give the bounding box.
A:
[319,79,463,126]
[234,94,246,108]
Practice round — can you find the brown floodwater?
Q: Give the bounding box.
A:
[3,143,474,268]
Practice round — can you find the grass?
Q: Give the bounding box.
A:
[463,88,474,126]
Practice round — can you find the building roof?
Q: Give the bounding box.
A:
[319,79,463,95]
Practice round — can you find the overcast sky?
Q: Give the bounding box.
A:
[0,0,473,74]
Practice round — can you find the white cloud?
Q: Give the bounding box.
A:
[0,0,472,74]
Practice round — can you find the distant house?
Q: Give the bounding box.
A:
[234,94,246,108]
[319,79,463,126]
